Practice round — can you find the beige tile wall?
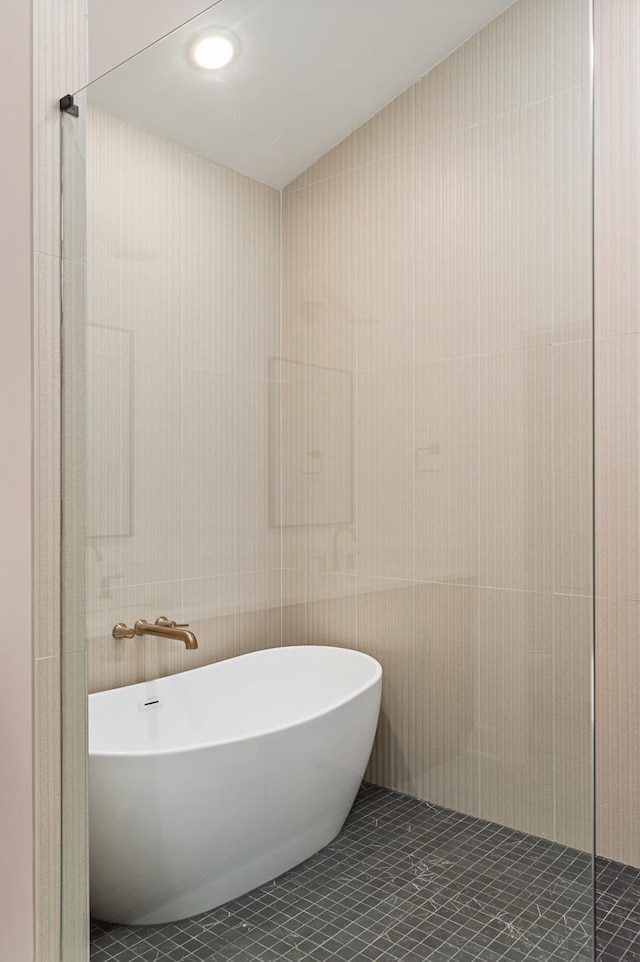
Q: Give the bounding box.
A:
[33,0,89,958]
[85,108,282,694]
[44,2,640,955]
[281,0,594,850]
[48,0,640,951]
[52,0,640,954]
[595,0,640,867]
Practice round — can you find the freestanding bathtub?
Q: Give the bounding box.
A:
[89,645,382,924]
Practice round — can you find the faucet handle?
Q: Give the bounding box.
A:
[155,616,190,628]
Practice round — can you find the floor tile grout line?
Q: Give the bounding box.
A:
[91,782,631,962]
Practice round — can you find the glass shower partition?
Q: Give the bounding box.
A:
[61,86,89,962]
[61,0,596,958]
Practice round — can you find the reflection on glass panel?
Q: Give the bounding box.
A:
[86,326,133,539]
[61,0,596,958]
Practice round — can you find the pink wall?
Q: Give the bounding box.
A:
[0,2,35,960]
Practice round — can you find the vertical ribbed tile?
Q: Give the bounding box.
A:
[552,85,593,343]
[235,175,281,379]
[285,132,359,191]
[356,85,415,165]
[478,103,553,353]
[415,128,481,364]
[298,528,341,581]
[35,656,61,962]
[180,369,235,581]
[85,325,131,586]
[304,572,359,648]
[279,372,310,575]
[554,340,594,597]
[281,191,308,367]
[282,172,357,373]
[180,150,235,373]
[415,36,480,144]
[118,360,181,587]
[596,598,640,865]
[282,569,309,645]
[267,370,283,537]
[86,110,124,366]
[34,0,87,258]
[33,0,87,128]
[84,109,284,701]
[306,370,354,528]
[478,0,553,122]
[233,570,282,654]
[595,64,640,337]
[60,100,87,267]
[553,0,592,93]
[163,575,235,675]
[595,333,640,602]
[60,650,89,962]
[49,5,88,956]
[357,366,415,580]
[235,377,281,573]
[280,367,355,572]
[415,356,477,584]
[61,254,86,659]
[279,0,593,852]
[356,151,415,372]
[595,0,640,77]
[594,0,640,871]
[86,580,191,692]
[88,115,181,584]
[34,254,62,659]
[358,578,416,795]
[312,523,358,576]
[415,583,480,816]
[554,594,593,850]
[88,632,159,695]
[97,114,182,362]
[280,374,309,538]
[477,347,552,592]
[477,587,554,839]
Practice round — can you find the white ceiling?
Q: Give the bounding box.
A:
[88,0,216,81]
[86,0,516,190]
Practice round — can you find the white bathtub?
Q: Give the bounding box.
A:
[89,645,382,925]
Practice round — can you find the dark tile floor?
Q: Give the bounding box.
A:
[596,859,640,961]
[89,783,635,962]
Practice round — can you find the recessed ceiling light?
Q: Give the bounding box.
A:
[190,33,236,71]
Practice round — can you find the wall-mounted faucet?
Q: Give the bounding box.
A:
[112,616,198,650]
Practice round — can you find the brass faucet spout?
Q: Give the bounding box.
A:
[112,617,198,649]
[136,618,198,649]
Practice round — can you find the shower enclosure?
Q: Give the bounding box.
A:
[61,0,596,958]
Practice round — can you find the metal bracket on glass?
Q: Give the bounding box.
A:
[60,94,79,117]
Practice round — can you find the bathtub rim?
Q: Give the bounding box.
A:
[89,644,382,759]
